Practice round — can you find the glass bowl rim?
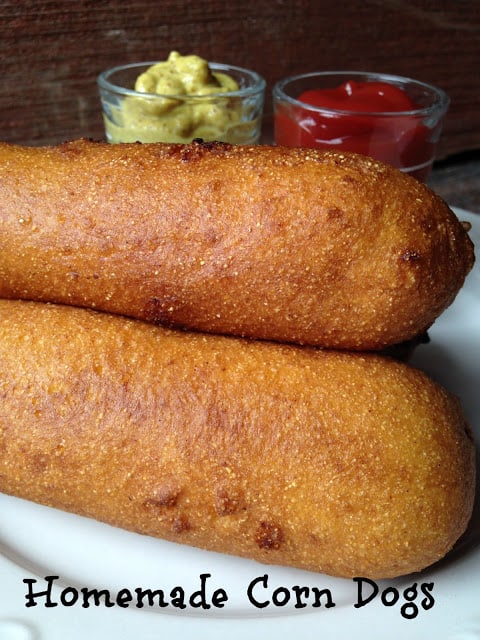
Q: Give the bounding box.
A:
[273,70,450,117]
[98,61,266,100]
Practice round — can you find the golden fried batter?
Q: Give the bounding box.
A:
[0,299,474,578]
[0,139,474,349]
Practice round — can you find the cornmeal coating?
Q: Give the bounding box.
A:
[0,139,474,349]
[0,300,474,578]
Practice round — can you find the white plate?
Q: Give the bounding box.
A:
[0,207,479,640]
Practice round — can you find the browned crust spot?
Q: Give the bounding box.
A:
[143,296,180,326]
[180,139,232,162]
[255,521,284,550]
[171,514,191,534]
[214,487,243,516]
[143,485,182,510]
[400,249,422,263]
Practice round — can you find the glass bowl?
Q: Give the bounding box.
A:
[98,61,266,145]
[273,70,450,181]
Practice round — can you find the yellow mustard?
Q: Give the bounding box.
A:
[104,52,259,144]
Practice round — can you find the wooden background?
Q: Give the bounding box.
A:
[1,0,479,160]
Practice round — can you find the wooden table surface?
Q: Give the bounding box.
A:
[2,0,480,154]
[428,151,480,215]
[1,0,479,214]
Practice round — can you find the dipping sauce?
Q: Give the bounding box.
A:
[99,52,265,144]
[274,74,449,181]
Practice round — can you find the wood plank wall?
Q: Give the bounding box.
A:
[1,0,479,159]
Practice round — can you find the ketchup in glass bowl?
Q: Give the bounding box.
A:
[273,71,450,181]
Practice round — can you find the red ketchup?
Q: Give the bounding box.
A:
[275,80,434,181]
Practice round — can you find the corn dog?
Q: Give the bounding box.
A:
[0,299,474,579]
[0,138,474,350]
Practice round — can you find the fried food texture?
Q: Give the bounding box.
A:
[0,138,474,350]
[0,299,474,579]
